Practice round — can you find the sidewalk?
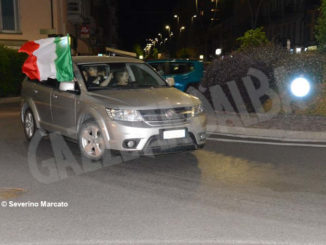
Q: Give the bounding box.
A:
[0,97,21,104]
[207,112,326,142]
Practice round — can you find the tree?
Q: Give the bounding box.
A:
[237,27,269,50]
[133,44,143,57]
[316,0,326,52]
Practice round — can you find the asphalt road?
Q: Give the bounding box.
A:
[1,102,326,244]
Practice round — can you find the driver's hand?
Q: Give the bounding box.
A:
[100,73,113,87]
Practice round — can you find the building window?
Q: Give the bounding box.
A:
[0,0,19,32]
[67,0,81,15]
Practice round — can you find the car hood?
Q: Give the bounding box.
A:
[86,87,200,109]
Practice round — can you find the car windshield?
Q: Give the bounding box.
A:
[79,63,168,91]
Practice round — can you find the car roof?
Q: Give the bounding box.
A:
[72,56,144,65]
[146,59,202,63]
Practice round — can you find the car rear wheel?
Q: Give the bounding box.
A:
[23,109,36,141]
[78,120,106,161]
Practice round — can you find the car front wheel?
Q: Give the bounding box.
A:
[23,109,36,141]
[78,120,106,161]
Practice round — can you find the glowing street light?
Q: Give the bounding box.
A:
[165,25,171,35]
[191,15,197,24]
[290,77,311,98]
[174,14,180,26]
[180,26,186,32]
[215,48,222,56]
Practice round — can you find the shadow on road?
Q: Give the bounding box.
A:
[27,134,202,200]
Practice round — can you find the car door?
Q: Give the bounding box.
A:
[168,62,192,91]
[32,79,57,127]
[51,81,77,137]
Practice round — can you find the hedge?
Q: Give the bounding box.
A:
[0,45,27,97]
[201,44,326,114]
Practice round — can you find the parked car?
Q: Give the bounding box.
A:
[21,56,207,160]
[147,59,204,92]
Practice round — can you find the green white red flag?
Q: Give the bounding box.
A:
[19,35,73,82]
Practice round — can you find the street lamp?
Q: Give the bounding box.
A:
[215,48,222,56]
[290,77,311,98]
[191,15,197,24]
[165,25,171,36]
[180,26,186,32]
[173,14,180,26]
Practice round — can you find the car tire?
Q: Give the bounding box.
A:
[78,120,106,161]
[23,109,36,141]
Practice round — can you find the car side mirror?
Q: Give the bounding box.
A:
[166,77,175,87]
[59,82,79,94]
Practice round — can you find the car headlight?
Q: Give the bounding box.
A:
[106,108,143,122]
[192,103,204,116]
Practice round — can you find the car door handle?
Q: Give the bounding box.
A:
[33,89,38,94]
[52,94,58,99]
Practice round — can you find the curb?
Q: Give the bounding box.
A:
[0,97,21,104]
[206,115,326,143]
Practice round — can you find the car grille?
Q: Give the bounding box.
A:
[140,107,193,126]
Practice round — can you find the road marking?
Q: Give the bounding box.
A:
[207,131,326,143]
[207,137,326,148]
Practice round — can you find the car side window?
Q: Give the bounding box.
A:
[150,62,169,76]
[168,62,193,75]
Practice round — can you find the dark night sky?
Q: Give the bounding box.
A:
[116,0,179,51]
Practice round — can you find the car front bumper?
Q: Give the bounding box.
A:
[103,113,207,153]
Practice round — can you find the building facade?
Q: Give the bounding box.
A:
[0,0,66,49]
[0,0,118,54]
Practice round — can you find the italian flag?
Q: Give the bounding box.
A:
[19,36,73,82]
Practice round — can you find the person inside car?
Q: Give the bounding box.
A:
[83,66,113,87]
[113,70,129,86]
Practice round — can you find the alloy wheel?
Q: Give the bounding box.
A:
[24,111,35,139]
[80,124,105,159]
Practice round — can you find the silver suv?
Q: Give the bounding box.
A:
[21,56,207,160]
